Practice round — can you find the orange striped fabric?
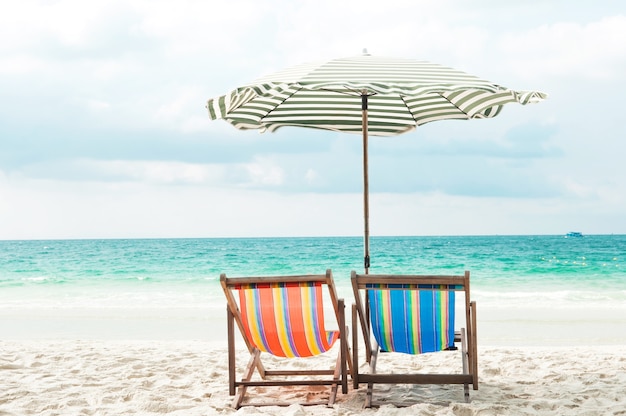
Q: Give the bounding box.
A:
[236,282,339,357]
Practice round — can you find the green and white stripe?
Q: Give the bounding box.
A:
[207,54,546,136]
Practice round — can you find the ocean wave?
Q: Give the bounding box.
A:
[473,289,626,309]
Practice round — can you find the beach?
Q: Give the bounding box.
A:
[2,303,626,415]
[2,236,626,414]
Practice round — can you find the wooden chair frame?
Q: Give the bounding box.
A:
[351,270,478,407]
[221,269,350,408]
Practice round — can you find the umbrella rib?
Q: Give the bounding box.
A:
[400,93,469,126]
[261,86,305,121]
[316,86,377,98]
[436,92,471,117]
[398,95,418,125]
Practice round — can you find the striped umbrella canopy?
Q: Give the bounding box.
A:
[207,52,546,273]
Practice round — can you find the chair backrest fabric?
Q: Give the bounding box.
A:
[367,285,455,354]
[235,281,339,358]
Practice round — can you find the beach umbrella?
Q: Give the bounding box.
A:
[206,51,546,273]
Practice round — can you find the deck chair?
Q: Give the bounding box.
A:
[220,269,350,408]
[351,270,478,407]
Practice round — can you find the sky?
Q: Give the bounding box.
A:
[1,0,625,240]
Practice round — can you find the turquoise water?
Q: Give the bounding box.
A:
[1,235,624,310]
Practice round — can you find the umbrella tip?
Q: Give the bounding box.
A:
[362,48,370,56]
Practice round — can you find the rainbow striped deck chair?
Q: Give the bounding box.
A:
[351,271,478,407]
[220,269,349,409]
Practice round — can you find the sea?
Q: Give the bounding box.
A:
[1,235,625,345]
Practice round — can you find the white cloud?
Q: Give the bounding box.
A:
[28,158,288,189]
[305,169,319,185]
[499,15,626,81]
[244,158,285,187]
[84,98,112,112]
[180,115,213,134]
[79,160,225,185]
[153,86,212,132]
[0,1,116,50]
[0,55,45,75]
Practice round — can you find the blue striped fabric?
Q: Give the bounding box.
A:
[368,288,455,354]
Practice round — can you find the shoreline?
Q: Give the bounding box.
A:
[2,304,626,347]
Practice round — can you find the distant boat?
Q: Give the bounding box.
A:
[565,232,583,238]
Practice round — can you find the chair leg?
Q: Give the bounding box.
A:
[365,382,374,408]
[328,351,342,407]
[364,344,379,408]
[227,306,236,396]
[470,300,479,390]
[329,299,349,406]
[460,328,470,403]
[233,348,261,409]
[352,304,359,390]
[338,299,348,395]
[345,325,354,386]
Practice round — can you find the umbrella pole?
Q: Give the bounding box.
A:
[362,93,370,274]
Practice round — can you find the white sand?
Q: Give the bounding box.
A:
[2,341,626,415]
[2,303,626,415]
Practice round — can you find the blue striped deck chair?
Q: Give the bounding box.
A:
[351,271,478,407]
[221,269,350,409]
